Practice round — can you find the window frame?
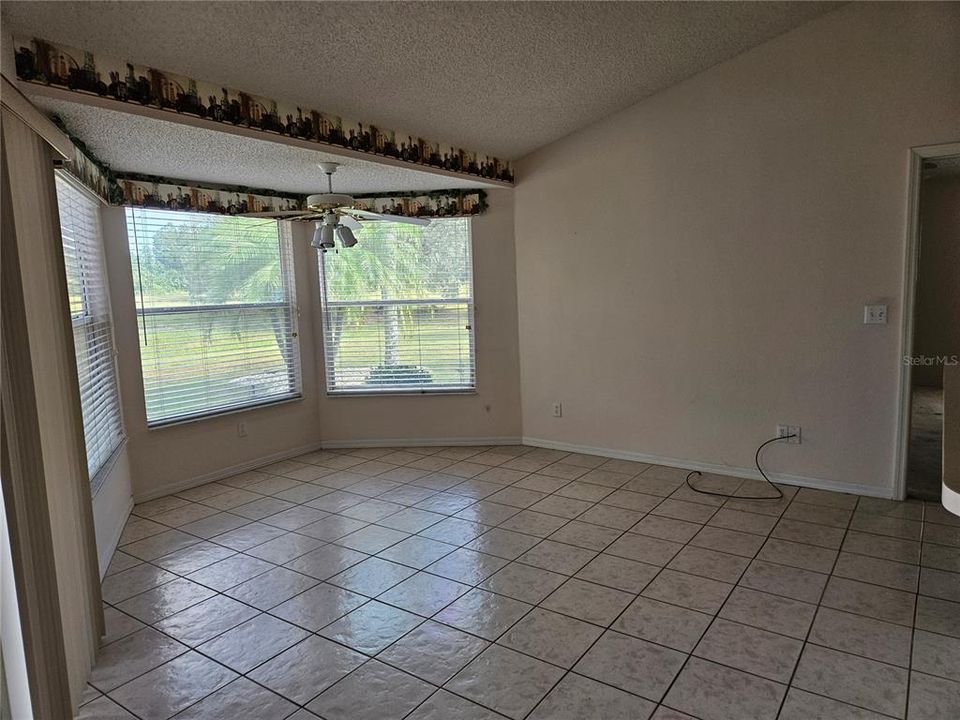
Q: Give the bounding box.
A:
[55,171,125,488]
[125,209,303,427]
[318,217,477,397]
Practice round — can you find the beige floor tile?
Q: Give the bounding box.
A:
[689,526,764,558]
[756,538,837,574]
[778,688,890,720]
[575,554,659,593]
[197,614,308,673]
[915,595,960,638]
[718,586,815,639]
[176,677,299,718]
[284,543,368,579]
[809,607,913,667]
[405,690,505,720]
[107,651,236,720]
[541,577,634,626]
[102,564,178,604]
[693,618,803,683]
[479,562,567,604]
[833,552,919,592]
[88,628,188,692]
[793,644,907,718]
[320,600,423,654]
[642,569,733,613]
[426,547,509,584]
[208,522,287,551]
[908,671,960,719]
[327,556,417,596]
[433,588,531,640]
[517,540,597,575]
[269,582,367,631]
[378,620,489,684]
[821,577,916,626]
[606,533,684,566]
[632,515,702,544]
[498,607,603,667]
[464,528,540,560]
[247,636,366,704]
[772,518,846,549]
[223,566,318,609]
[666,545,750,583]
[307,660,434,720]
[244,533,324,563]
[378,572,470,616]
[575,630,685,702]
[529,672,655,720]
[447,645,564,720]
[154,594,258,647]
[185,554,274,591]
[76,696,137,719]
[613,595,712,652]
[663,657,786,720]
[739,560,827,604]
[117,577,216,623]
[912,629,960,682]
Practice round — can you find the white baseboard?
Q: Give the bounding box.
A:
[522,436,896,500]
[321,436,523,450]
[133,441,326,503]
[99,496,133,579]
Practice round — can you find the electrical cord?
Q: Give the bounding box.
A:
[684,434,797,500]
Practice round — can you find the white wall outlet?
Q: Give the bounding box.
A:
[237,422,247,438]
[863,304,888,324]
[776,424,801,444]
[552,402,563,418]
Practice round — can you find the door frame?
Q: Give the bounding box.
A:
[893,141,960,500]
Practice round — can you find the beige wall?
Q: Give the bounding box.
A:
[514,2,960,496]
[913,175,960,388]
[102,207,324,501]
[102,187,522,498]
[313,188,523,445]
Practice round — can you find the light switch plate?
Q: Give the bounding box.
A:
[863,304,888,324]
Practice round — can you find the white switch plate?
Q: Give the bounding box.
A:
[863,304,888,324]
[552,402,562,418]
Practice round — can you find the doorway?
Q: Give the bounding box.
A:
[901,149,960,500]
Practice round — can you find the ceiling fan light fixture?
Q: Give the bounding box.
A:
[319,224,336,249]
[336,224,358,248]
[310,221,324,249]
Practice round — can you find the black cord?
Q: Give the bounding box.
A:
[685,434,796,500]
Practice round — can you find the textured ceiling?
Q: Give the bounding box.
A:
[3,1,840,160]
[31,97,489,194]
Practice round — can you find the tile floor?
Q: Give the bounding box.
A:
[80,445,960,720]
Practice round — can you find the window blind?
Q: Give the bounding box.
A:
[55,172,124,482]
[125,209,301,425]
[319,217,475,394]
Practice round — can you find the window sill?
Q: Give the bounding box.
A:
[326,389,477,398]
[146,394,304,430]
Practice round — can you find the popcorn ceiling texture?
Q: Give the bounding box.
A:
[2,1,839,160]
[34,98,490,195]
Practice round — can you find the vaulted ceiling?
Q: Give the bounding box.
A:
[3,1,840,161]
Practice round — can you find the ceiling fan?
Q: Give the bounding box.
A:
[241,161,430,251]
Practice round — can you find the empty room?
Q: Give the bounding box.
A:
[1,2,959,719]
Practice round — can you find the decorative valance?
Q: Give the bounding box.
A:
[116,174,487,219]
[14,36,514,184]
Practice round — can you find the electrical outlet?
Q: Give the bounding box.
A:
[863,304,888,324]
[552,402,563,418]
[237,422,247,438]
[776,424,801,444]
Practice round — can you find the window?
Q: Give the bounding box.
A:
[125,209,301,425]
[319,217,475,394]
[55,172,124,483]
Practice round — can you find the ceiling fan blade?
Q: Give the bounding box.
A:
[338,214,363,231]
[239,210,308,217]
[345,208,432,227]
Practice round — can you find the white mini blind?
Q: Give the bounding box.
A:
[125,209,301,425]
[55,172,124,483]
[319,217,475,393]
